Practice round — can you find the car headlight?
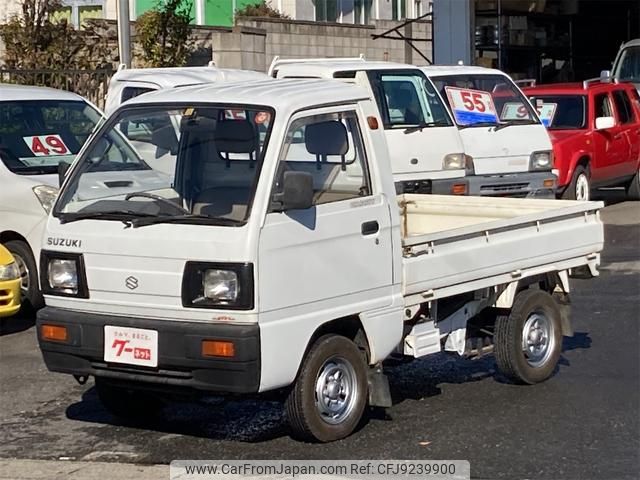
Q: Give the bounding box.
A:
[182,262,254,310]
[0,261,20,281]
[530,151,554,171]
[203,269,238,303]
[442,153,466,170]
[33,185,59,214]
[48,259,78,294]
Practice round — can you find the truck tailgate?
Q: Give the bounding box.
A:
[399,194,604,305]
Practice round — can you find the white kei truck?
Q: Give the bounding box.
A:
[269,58,470,196]
[37,79,604,443]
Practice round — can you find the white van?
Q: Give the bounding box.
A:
[270,58,469,195]
[423,66,557,197]
[104,65,268,115]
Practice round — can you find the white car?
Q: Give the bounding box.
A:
[0,84,102,310]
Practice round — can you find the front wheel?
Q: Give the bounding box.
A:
[494,289,562,384]
[285,334,368,442]
[4,240,43,312]
[562,165,590,201]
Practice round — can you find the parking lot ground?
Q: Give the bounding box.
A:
[0,192,638,480]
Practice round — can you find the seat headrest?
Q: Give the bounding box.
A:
[151,122,178,154]
[305,120,348,156]
[215,120,257,154]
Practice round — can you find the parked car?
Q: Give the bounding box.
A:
[0,244,21,318]
[523,79,640,200]
[0,84,102,310]
[37,79,603,442]
[612,39,640,93]
[104,64,268,115]
[424,66,556,198]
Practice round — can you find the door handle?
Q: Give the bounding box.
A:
[361,220,379,236]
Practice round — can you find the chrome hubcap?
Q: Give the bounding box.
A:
[575,174,590,201]
[12,253,30,294]
[315,356,358,425]
[522,312,555,368]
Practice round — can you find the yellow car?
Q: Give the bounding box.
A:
[0,245,21,317]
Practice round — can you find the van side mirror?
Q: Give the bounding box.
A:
[273,171,314,211]
[595,116,615,130]
[58,161,71,187]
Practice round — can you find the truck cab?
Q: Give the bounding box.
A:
[424,66,557,198]
[270,58,469,195]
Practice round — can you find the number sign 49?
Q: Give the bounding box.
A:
[23,135,71,156]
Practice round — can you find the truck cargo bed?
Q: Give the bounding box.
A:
[399,194,604,305]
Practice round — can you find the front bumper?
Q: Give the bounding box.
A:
[398,177,468,195]
[0,278,21,318]
[37,307,260,393]
[467,171,556,198]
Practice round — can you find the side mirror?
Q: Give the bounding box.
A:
[58,161,71,187]
[600,70,611,79]
[274,171,314,211]
[595,116,615,130]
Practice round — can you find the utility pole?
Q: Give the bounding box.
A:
[117,0,131,68]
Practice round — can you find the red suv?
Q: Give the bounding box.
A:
[523,80,640,200]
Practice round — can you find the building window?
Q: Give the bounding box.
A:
[316,0,339,22]
[392,0,406,20]
[61,0,104,27]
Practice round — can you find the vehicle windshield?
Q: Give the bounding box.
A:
[0,100,101,175]
[55,104,274,226]
[431,74,539,128]
[526,95,586,129]
[614,46,640,83]
[369,71,453,129]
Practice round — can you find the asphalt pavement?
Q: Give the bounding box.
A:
[1,192,638,480]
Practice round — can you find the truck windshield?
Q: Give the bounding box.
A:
[369,71,453,129]
[0,100,101,175]
[614,46,640,83]
[54,104,274,227]
[432,74,538,128]
[526,95,586,129]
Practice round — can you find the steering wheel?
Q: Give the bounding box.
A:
[124,192,189,214]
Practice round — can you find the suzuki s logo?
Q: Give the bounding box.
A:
[125,276,139,290]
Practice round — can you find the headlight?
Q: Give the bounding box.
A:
[182,262,254,310]
[0,262,20,281]
[47,259,78,294]
[530,151,554,171]
[203,269,238,303]
[442,153,466,170]
[33,185,59,214]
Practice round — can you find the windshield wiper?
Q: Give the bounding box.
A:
[58,210,158,225]
[403,122,441,134]
[458,121,499,130]
[493,119,537,131]
[129,214,244,229]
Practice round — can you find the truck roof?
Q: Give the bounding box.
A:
[274,60,422,78]
[0,83,86,102]
[110,66,267,89]
[123,78,371,114]
[420,65,508,77]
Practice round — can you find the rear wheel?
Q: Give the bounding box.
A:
[626,168,640,200]
[285,334,368,442]
[95,378,163,421]
[494,289,562,384]
[4,240,43,312]
[562,165,590,201]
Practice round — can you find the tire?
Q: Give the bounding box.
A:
[562,165,590,201]
[95,378,163,421]
[3,240,43,312]
[494,289,562,385]
[626,168,640,200]
[285,334,368,442]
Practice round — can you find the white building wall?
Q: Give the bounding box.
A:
[0,0,22,23]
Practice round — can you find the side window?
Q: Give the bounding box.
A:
[594,93,613,119]
[273,110,371,208]
[121,86,155,103]
[380,76,427,125]
[612,90,635,124]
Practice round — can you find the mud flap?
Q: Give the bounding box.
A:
[553,292,573,337]
[368,364,392,408]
